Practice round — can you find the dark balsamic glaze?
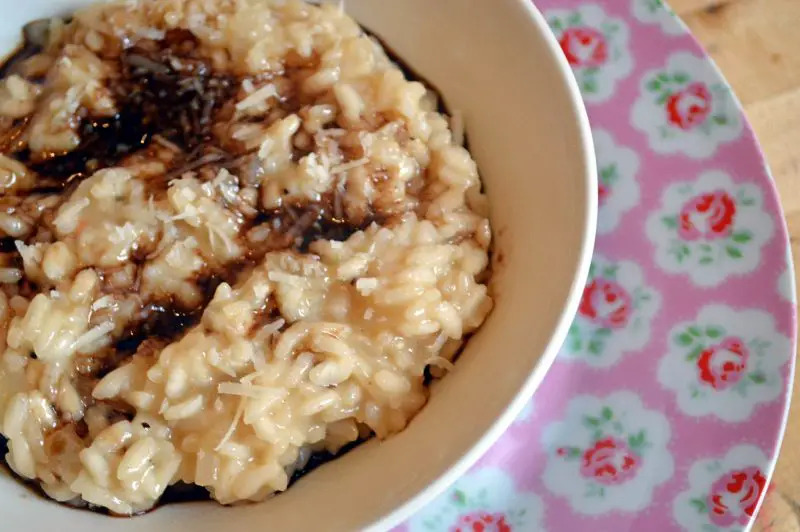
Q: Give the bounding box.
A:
[0,18,470,515]
[5,29,238,184]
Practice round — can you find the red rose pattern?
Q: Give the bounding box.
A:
[697,337,749,390]
[708,467,767,527]
[559,27,609,68]
[450,511,512,532]
[666,82,712,130]
[578,278,633,329]
[598,181,611,205]
[678,190,737,241]
[579,437,641,486]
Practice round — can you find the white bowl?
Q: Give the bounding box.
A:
[0,0,596,530]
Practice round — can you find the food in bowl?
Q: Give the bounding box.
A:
[0,0,493,516]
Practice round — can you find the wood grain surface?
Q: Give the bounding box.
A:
[672,1,800,530]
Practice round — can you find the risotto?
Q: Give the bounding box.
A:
[0,0,492,515]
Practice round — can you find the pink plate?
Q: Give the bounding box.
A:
[395,1,797,531]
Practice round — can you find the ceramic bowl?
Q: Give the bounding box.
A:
[0,0,596,529]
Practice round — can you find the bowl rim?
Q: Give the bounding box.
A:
[368,0,597,529]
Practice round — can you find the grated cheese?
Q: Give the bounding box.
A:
[236,83,277,111]
[152,135,181,152]
[218,381,280,399]
[53,197,90,233]
[91,295,114,311]
[74,321,115,352]
[214,396,245,451]
[430,332,448,352]
[425,356,455,373]
[355,277,378,296]
[268,271,309,286]
[251,349,268,373]
[261,318,286,338]
[330,157,369,175]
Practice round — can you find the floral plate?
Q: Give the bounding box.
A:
[395,1,797,531]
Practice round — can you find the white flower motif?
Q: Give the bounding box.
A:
[563,256,661,368]
[594,129,641,235]
[646,170,775,287]
[673,445,769,531]
[632,52,744,159]
[541,391,673,515]
[408,468,545,532]
[631,0,686,36]
[545,4,633,104]
[658,305,791,422]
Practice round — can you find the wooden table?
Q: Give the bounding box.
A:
[671,1,800,530]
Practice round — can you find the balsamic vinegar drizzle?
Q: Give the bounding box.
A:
[0,16,467,515]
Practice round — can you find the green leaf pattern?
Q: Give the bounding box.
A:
[633,0,681,28]
[689,497,708,514]
[599,163,619,187]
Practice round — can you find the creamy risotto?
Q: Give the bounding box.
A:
[0,0,492,515]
